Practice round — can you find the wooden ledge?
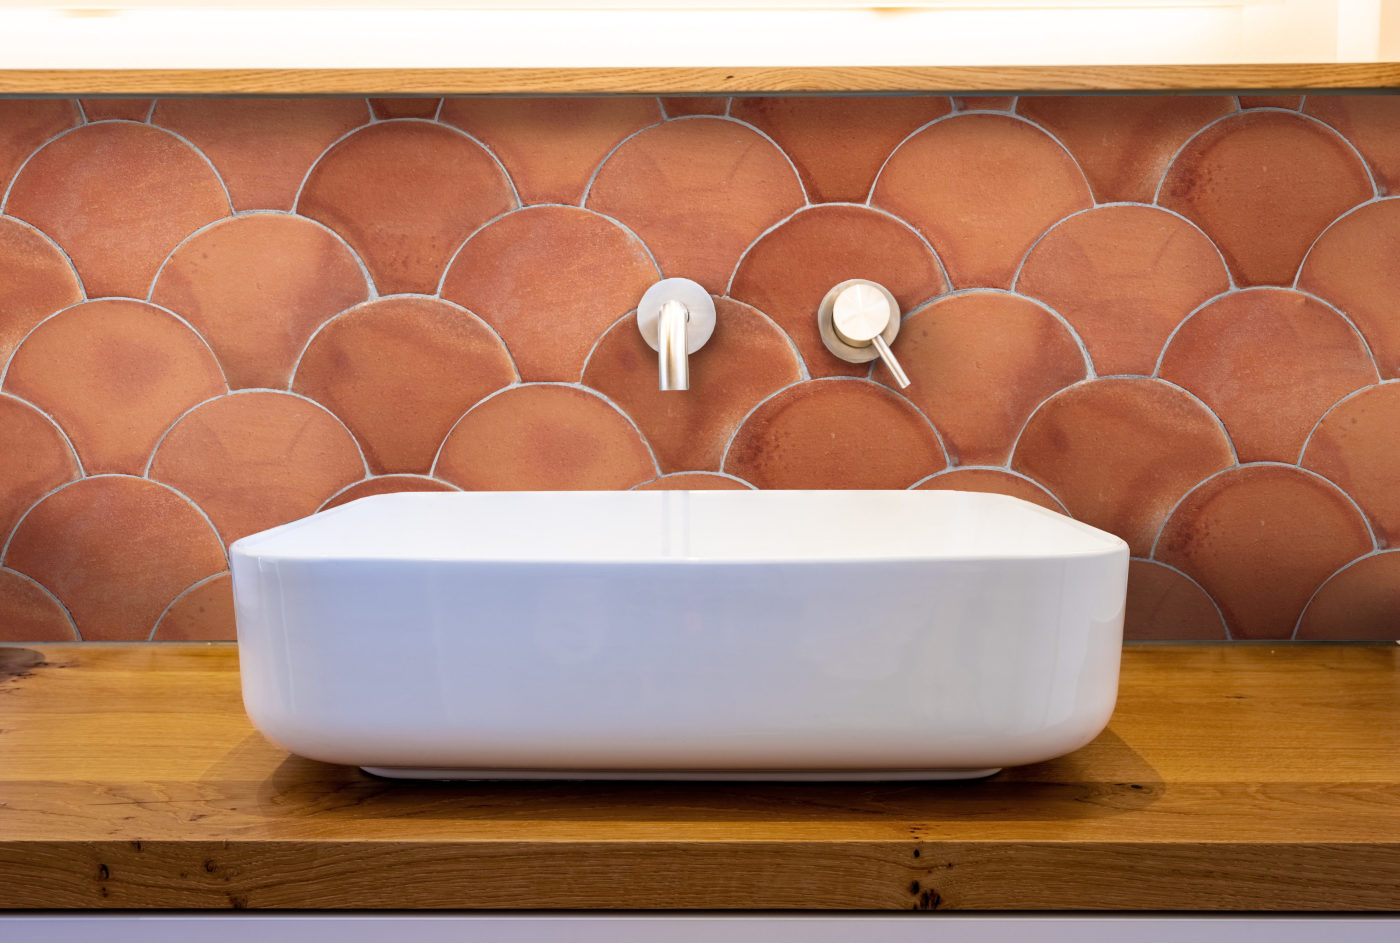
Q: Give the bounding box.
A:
[2,642,1400,910]
[2,63,1399,95]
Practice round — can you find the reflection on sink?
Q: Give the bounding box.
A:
[230,490,1129,781]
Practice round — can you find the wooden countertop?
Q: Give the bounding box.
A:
[1,642,1399,911]
[2,63,1400,95]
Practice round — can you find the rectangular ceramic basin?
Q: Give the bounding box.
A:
[230,490,1129,780]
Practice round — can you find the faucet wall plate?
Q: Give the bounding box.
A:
[817,279,899,364]
[637,278,716,354]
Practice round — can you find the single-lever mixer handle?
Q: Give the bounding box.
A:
[820,280,912,389]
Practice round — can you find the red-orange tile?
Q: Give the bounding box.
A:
[1016,205,1230,376]
[913,467,1066,514]
[634,472,753,491]
[1298,198,1400,378]
[585,117,805,293]
[435,385,656,491]
[298,121,516,294]
[320,475,458,511]
[293,297,517,474]
[723,379,945,490]
[79,99,153,122]
[153,97,370,211]
[0,567,77,642]
[1301,382,1400,545]
[1157,111,1372,286]
[1304,95,1400,195]
[0,216,83,365]
[583,297,803,473]
[1158,289,1378,463]
[728,95,951,202]
[3,476,226,642]
[441,206,657,381]
[4,122,231,298]
[3,299,226,475]
[369,98,440,120]
[1155,465,1373,639]
[953,97,1015,112]
[0,394,80,545]
[1297,552,1400,640]
[872,114,1092,288]
[728,204,946,378]
[441,96,661,205]
[151,572,236,641]
[1011,378,1235,555]
[892,292,1086,465]
[150,213,369,390]
[1124,559,1228,640]
[148,392,365,544]
[1237,95,1302,110]
[0,99,81,193]
[661,98,728,118]
[1017,95,1234,204]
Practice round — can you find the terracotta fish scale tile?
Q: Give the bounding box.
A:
[1297,198,1400,378]
[0,217,84,366]
[889,292,1086,466]
[320,475,458,511]
[369,99,441,120]
[634,473,754,491]
[953,97,1015,112]
[298,120,517,295]
[1237,96,1302,110]
[728,95,952,203]
[1157,289,1378,464]
[1017,96,1236,204]
[441,97,662,205]
[1301,382,1400,546]
[1297,551,1400,640]
[586,117,806,294]
[1011,378,1236,556]
[4,122,231,299]
[435,384,657,491]
[728,204,946,379]
[3,476,227,642]
[1124,559,1228,640]
[292,297,517,474]
[661,98,728,118]
[1155,464,1374,639]
[148,391,366,546]
[150,213,371,391]
[2,299,227,476]
[151,572,236,642]
[441,205,658,382]
[1016,205,1231,377]
[153,97,371,211]
[1157,110,1373,287]
[79,99,153,122]
[0,394,81,548]
[1304,95,1400,195]
[723,378,946,490]
[0,567,78,642]
[582,297,803,473]
[0,100,82,195]
[913,468,1066,514]
[872,113,1092,289]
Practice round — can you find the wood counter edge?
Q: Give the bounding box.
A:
[2,63,1399,94]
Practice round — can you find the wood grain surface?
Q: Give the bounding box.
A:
[1,643,1398,910]
[1,64,1398,95]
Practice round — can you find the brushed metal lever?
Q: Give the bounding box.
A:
[817,279,911,389]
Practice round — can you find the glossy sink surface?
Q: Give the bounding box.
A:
[230,490,1129,780]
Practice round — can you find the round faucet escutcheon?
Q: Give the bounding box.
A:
[817,279,911,389]
[637,277,716,392]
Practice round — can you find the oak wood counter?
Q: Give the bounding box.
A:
[1,642,1398,911]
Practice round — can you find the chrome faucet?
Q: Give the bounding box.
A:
[637,278,716,391]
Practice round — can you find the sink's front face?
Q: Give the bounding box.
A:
[230,490,1129,780]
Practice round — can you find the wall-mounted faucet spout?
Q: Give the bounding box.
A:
[637,278,716,392]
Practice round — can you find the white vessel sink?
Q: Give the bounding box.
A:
[230,490,1129,780]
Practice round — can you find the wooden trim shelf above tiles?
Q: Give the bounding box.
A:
[3,63,1400,95]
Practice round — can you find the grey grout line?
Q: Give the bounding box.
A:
[289,116,378,213]
[1132,557,1233,641]
[433,205,529,299]
[1295,378,1400,467]
[315,474,464,514]
[1291,546,1393,641]
[0,565,80,640]
[0,390,86,479]
[1149,375,1241,467]
[1293,193,1395,291]
[147,569,228,642]
[577,114,667,209]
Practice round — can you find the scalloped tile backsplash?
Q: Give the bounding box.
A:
[0,94,1397,643]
